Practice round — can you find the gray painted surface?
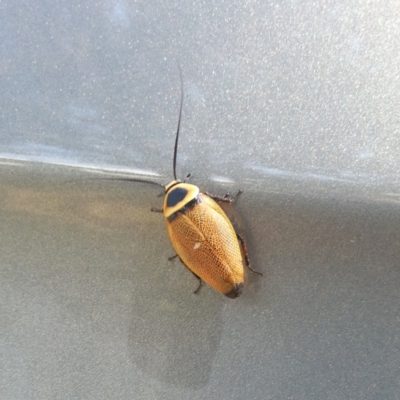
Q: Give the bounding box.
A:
[1,1,400,399]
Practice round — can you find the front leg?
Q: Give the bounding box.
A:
[206,189,243,204]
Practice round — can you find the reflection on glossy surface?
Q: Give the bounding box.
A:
[2,0,400,398]
[1,2,400,188]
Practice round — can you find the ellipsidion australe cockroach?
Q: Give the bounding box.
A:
[117,73,262,298]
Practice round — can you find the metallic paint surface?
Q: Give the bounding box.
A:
[1,1,400,399]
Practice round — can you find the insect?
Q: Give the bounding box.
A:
[117,73,262,298]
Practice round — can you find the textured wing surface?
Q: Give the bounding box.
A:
[166,193,244,295]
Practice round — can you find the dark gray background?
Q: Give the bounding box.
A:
[1,1,400,399]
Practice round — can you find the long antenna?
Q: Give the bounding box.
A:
[172,68,184,180]
[73,176,164,188]
[98,177,165,188]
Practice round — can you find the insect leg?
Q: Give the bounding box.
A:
[193,277,204,294]
[151,207,163,213]
[236,233,263,276]
[231,189,243,203]
[181,258,204,294]
[170,255,204,294]
[207,189,243,204]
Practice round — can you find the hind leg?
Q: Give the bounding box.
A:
[168,254,204,294]
[236,233,263,276]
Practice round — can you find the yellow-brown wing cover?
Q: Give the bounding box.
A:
[166,193,244,295]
